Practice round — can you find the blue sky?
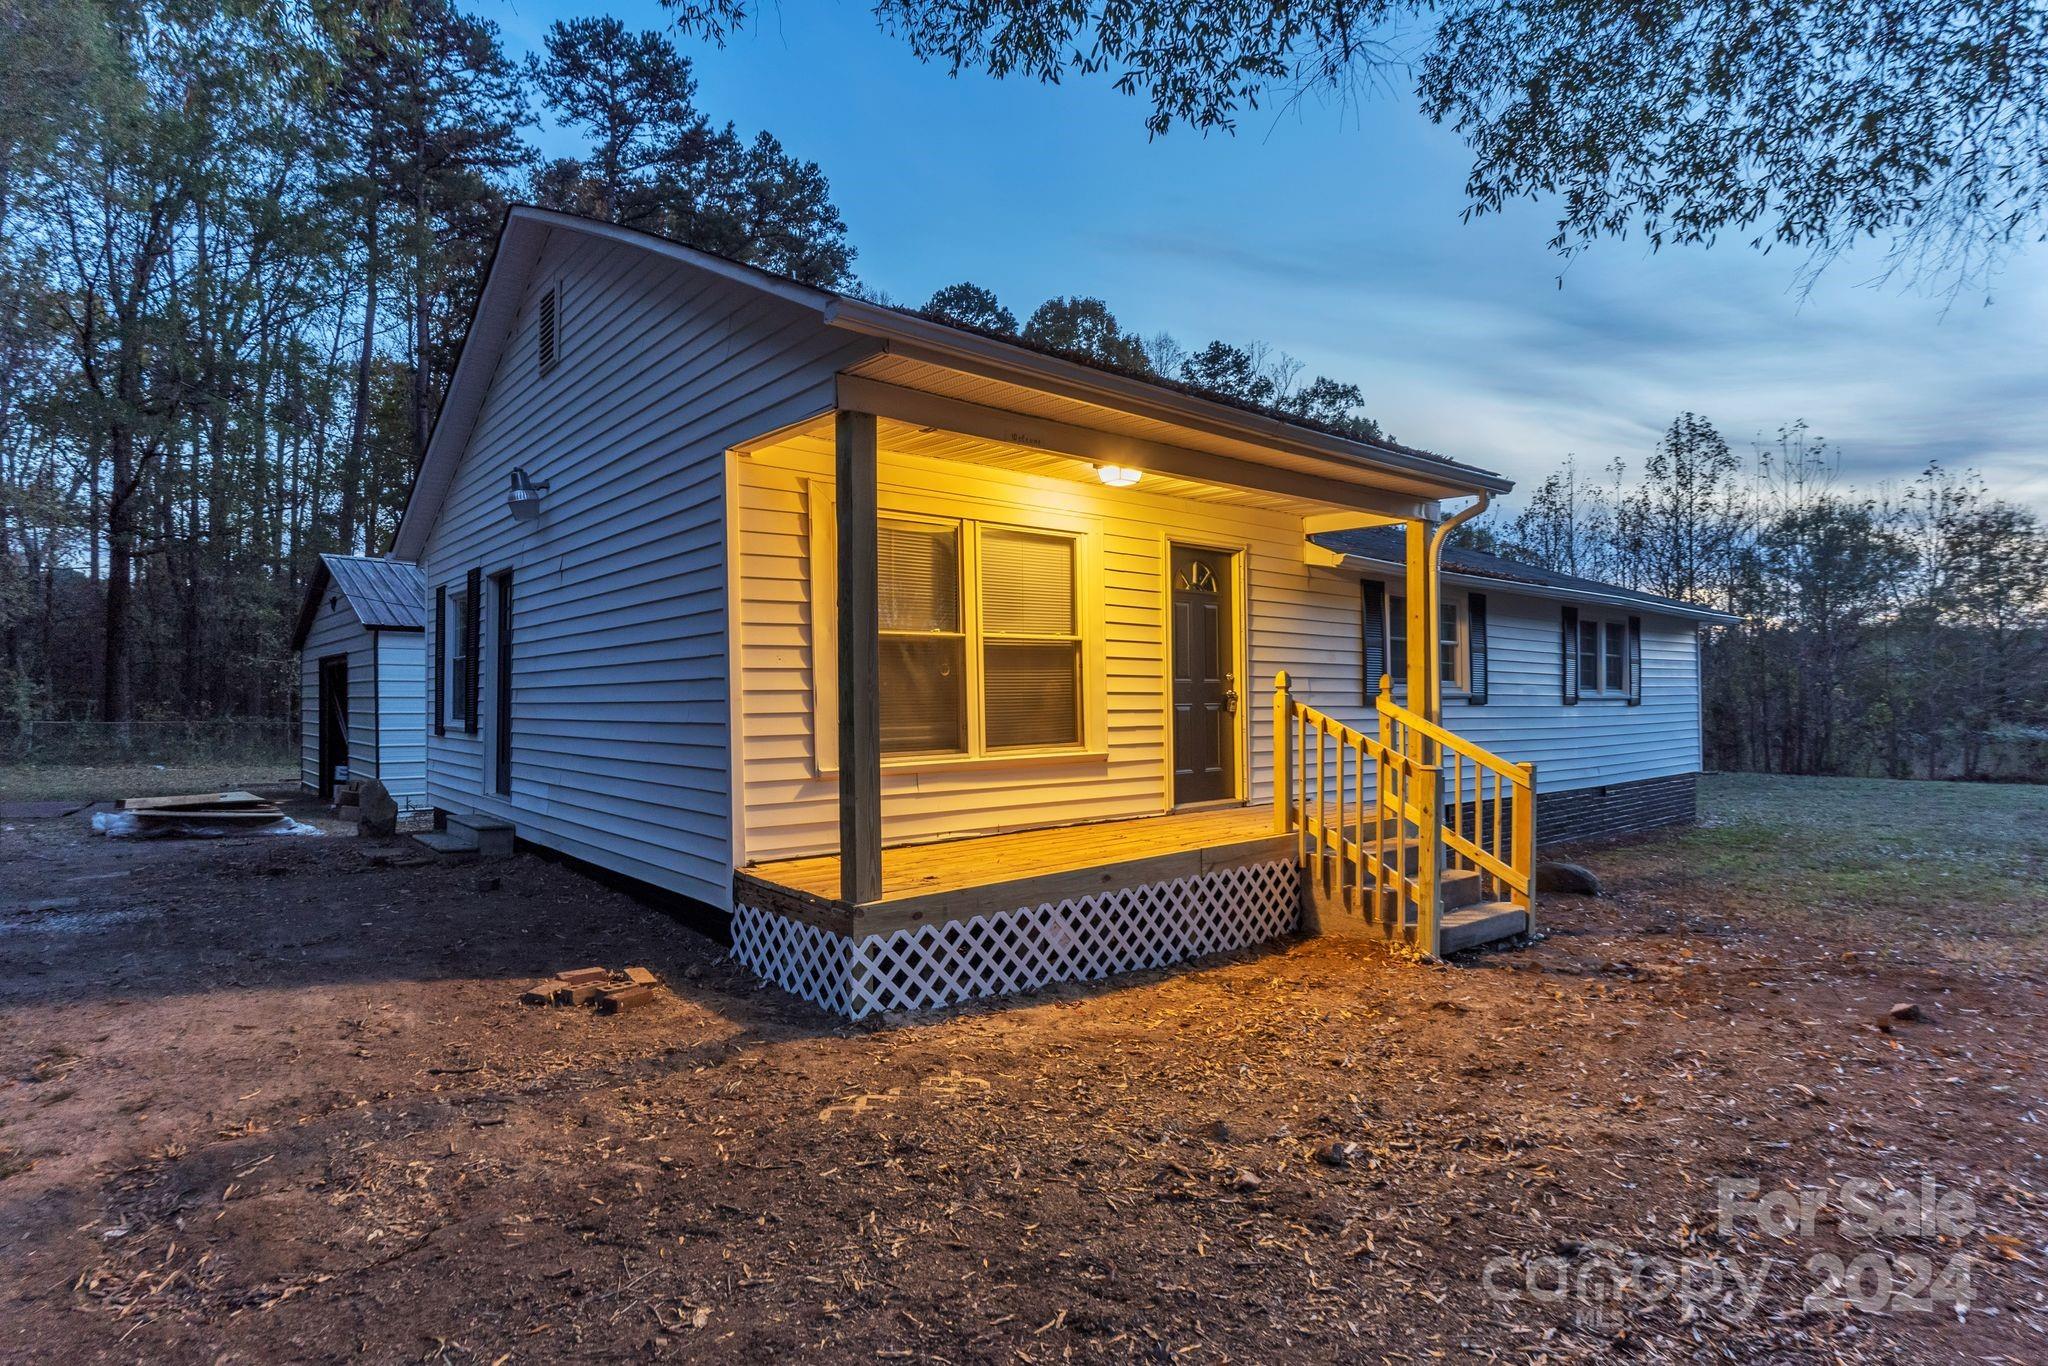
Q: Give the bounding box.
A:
[482,0,2048,514]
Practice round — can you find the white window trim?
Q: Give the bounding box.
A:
[807,480,1107,776]
[1388,590,1471,697]
[444,589,471,727]
[1577,614,1632,697]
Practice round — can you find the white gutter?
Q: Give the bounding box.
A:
[1423,496,1491,717]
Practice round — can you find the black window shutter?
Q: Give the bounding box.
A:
[1561,604,1580,705]
[433,584,446,737]
[464,566,482,733]
[494,570,513,795]
[1467,593,1489,704]
[1360,579,1386,704]
[1626,615,1643,705]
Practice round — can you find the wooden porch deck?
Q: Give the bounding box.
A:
[739,807,1287,934]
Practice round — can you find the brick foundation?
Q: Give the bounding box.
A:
[1535,772,1697,846]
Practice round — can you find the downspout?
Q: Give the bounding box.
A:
[1422,494,1491,722]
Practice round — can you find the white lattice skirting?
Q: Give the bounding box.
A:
[732,860,1301,1020]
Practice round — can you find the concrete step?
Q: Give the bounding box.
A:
[1440,902,1530,955]
[1442,867,1484,911]
[413,830,476,858]
[446,812,514,859]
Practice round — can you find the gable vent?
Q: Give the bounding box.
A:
[537,284,560,375]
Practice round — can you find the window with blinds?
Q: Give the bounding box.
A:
[980,529,1080,749]
[872,518,1084,758]
[877,520,966,754]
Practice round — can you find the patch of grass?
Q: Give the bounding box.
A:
[1590,773,2048,960]
[0,762,296,804]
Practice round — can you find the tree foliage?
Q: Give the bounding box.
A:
[921,281,1016,333]
[528,18,853,285]
[1019,296,1154,372]
[1473,422,2048,780]
[0,0,853,724]
[665,0,2048,283]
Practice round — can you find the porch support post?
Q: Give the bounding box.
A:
[1403,515,1439,733]
[1403,514,1443,956]
[836,409,882,905]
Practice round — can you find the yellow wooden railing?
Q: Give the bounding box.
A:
[1274,672,1537,956]
[1275,672,1445,950]
[1373,676,1537,916]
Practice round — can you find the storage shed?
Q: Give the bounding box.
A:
[292,555,429,810]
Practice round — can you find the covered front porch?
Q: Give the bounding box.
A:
[724,341,1534,1017]
[734,808,1295,1018]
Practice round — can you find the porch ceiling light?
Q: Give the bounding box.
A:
[507,467,550,521]
[1095,464,1142,488]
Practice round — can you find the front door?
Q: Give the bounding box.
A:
[317,655,349,799]
[1170,545,1238,806]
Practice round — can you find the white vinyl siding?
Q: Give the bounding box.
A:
[297,596,427,811]
[374,630,428,810]
[417,232,875,908]
[735,442,1706,862]
[1356,576,1701,792]
[735,441,1358,861]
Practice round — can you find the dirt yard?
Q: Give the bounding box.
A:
[2,775,2044,1362]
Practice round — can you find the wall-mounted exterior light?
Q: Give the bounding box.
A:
[508,467,550,522]
[1095,464,1142,488]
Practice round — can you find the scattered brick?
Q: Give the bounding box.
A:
[520,981,563,1006]
[553,982,605,1007]
[557,966,609,986]
[596,985,655,1014]
[621,966,659,987]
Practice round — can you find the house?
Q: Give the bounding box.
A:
[391,205,1735,1020]
[291,555,429,811]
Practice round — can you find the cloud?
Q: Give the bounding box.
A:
[1112,224,2048,513]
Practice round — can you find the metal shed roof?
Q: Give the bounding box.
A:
[290,556,427,650]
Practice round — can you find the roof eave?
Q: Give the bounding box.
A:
[289,559,335,652]
[1331,551,1740,623]
[821,299,1515,499]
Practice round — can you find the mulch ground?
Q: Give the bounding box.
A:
[1,792,2044,1362]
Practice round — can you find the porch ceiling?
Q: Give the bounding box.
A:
[747,415,1346,515]
[830,354,1498,516]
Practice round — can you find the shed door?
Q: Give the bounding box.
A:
[317,655,350,799]
[1170,546,1238,806]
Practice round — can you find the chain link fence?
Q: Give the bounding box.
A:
[2,718,297,768]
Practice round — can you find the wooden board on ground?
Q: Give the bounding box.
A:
[131,807,284,825]
[121,791,268,812]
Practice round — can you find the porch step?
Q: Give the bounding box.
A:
[412,830,476,859]
[1442,868,1483,911]
[448,813,515,858]
[1322,841,1484,908]
[1440,902,1530,955]
[413,813,515,860]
